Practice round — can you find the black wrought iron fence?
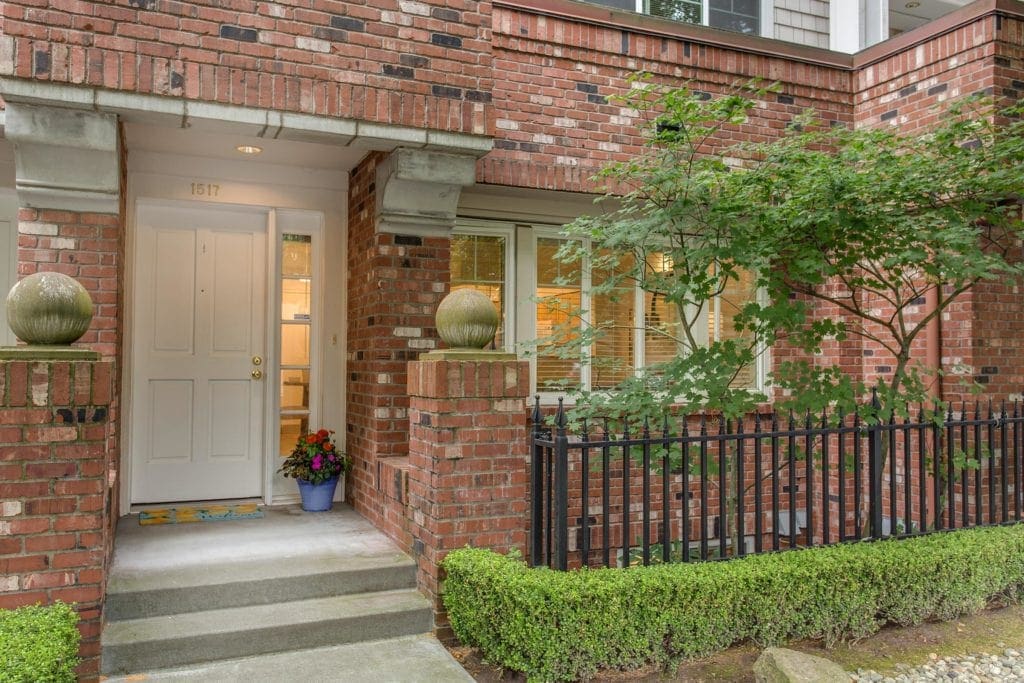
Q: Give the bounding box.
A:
[530,394,1024,570]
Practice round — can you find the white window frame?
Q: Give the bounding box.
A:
[451,219,517,354]
[454,220,769,401]
[636,0,774,38]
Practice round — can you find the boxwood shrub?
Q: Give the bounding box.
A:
[0,602,80,683]
[442,525,1024,681]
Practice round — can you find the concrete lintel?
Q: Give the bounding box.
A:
[425,130,493,156]
[277,112,357,145]
[375,148,477,236]
[0,78,492,156]
[4,102,120,212]
[354,121,428,151]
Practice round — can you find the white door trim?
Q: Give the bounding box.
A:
[122,156,348,512]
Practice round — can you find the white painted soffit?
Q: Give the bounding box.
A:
[0,79,493,158]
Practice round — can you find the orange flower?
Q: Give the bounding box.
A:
[306,434,317,444]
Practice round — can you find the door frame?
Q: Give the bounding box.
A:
[122,154,348,511]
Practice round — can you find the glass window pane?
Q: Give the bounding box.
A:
[709,0,759,34]
[643,252,682,366]
[451,234,506,347]
[280,368,310,411]
[536,286,582,391]
[644,291,683,365]
[281,323,310,366]
[282,278,311,321]
[537,238,580,285]
[591,251,635,390]
[280,414,309,456]
[282,234,312,277]
[647,0,701,23]
[709,268,757,388]
[537,237,583,390]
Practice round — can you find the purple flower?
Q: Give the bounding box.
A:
[312,454,323,470]
[328,454,336,462]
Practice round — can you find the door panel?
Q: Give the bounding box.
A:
[131,203,267,504]
[151,230,196,353]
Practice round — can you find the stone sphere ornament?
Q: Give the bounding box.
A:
[435,288,500,349]
[6,272,94,345]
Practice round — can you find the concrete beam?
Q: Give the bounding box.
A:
[4,102,120,213]
[375,149,477,236]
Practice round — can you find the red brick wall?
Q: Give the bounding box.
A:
[854,42,998,133]
[481,4,853,192]
[345,152,452,536]
[0,0,494,135]
[17,209,121,361]
[16,208,123,523]
[406,357,529,638]
[851,13,1024,404]
[0,360,114,682]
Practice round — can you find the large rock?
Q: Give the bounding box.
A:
[753,647,851,683]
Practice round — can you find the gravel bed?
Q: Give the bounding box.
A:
[851,649,1024,682]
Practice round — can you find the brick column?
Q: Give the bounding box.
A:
[406,354,530,638]
[0,357,113,682]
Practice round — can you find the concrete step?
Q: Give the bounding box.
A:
[101,588,433,675]
[100,633,473,682]
[106,551,417,620]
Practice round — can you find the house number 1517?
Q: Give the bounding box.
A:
[190,183,220,197]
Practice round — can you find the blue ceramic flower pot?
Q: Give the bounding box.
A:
[297,476,340,512]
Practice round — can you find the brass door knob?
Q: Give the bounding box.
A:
[252,356,263,366]
[251,369,263,380]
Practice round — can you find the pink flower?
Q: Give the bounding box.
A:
[312,454,323,470]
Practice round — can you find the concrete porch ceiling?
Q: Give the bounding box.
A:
[123,122,366,173]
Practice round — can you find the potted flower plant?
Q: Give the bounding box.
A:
[279,429,350,511]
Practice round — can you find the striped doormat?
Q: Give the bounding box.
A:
[138,503,265,525]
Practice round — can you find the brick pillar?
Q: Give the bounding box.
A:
[0,357,113,682]
[406,354,530,639]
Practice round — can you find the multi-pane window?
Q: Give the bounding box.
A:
[452,222,763,396]
[590,0,764,36]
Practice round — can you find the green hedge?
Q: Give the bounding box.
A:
[442,525,1024,681]
[0,602,80,683]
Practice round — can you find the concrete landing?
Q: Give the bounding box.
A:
[111,505,404,572]
[108,506,416,619]
[100,634,473,682]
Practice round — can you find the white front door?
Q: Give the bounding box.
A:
[131,202,267,503]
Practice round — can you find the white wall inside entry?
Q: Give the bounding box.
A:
[124,132,351,510]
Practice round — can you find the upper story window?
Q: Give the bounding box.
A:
[451,221,765,397]
[587,0,766,36]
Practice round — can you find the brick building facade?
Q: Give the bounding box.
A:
[0,0,1023,676]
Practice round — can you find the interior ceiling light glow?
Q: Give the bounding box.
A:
[236,144,263,155]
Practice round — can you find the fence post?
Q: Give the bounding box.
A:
[530,395,544,567]
[553,398,569,570]
[869,388,884,539]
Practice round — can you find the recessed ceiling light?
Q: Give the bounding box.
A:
[905,2,920,7]
[236,145,263,155]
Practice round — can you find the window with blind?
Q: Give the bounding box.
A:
[451,222,763,396]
